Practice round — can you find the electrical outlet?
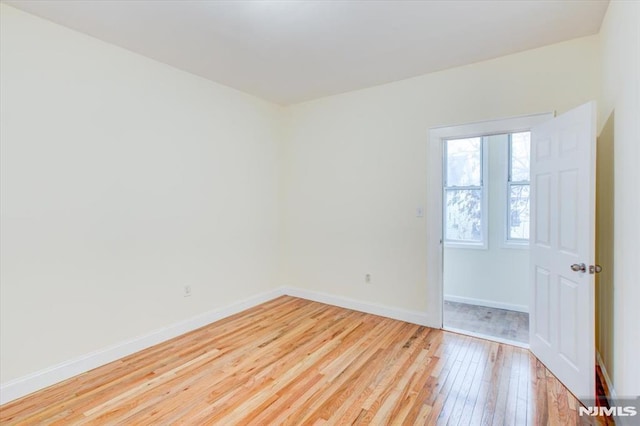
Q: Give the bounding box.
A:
[183,285,192,297]
[365,274,371,283]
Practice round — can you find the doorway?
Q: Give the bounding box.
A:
[441,132,531,347]
[427,102,598,403]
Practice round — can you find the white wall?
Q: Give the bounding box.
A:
[4,0,632,401]
[0,5,283,383]
[282,36,599,324]
[598,0,640,397]
[444,135,529,312]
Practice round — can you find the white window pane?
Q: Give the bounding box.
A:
[445,189,482,242]
[446,138,481,186]
[510,132,530,182]
[509,185,530,240]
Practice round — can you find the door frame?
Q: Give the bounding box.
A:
[427,112,554,329]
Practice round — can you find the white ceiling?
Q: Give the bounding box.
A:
[5,0,609,105]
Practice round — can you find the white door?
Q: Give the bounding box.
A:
[529,101,596,402]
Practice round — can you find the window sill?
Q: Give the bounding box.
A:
[444,241,488,250]
[503,240,530,250]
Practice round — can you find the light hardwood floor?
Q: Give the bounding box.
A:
[0,296,602,425]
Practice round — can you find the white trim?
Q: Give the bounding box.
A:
[429,112,555,140]
[282,286,440,328]
[442,136,488,249]
[428,112,554,332]
[506,132,532,244]
[443,326,529,349]
[0,287,286,405]
[444,294,529,313]
[0,286,442,405]
[596,351,617,399]
[502,240,530,250]
[443,241,487,250]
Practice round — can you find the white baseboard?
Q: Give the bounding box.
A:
[1,286,440,405]
[0,287,286,405]
[282,286,440,328]
[444,294,528,313]
[596,351,617,400]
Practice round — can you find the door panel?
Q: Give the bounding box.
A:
[558,277,579,366]
[534,266,551,344]
[559,169,579,253]
[530,101,596,403]
[535,174,551,246]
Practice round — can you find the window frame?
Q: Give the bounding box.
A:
[442,136,489,249]
[505,132,531,247]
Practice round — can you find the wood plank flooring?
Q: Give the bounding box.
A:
[0,296,604,425]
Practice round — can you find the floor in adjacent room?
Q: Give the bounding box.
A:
[443,300,529,345]
[1,296,602,425]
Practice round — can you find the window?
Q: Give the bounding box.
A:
[443,137,487,248]
[507,132,531,242]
